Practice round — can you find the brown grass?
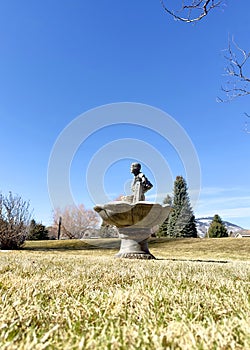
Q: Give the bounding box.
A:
[0,238,250,349]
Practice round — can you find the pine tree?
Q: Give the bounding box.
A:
[208,214,228,238]
[158,195,172,237]
[167,176,197,238]
[27,219,49,240]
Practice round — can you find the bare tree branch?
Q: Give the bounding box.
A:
[160,2,250,134]
[243,122,250,134]
[160,0,223,23]
[219,38,250,102]
[243,113,250,134]
[53,204,99,239]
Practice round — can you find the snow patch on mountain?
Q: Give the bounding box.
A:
[196,217,243,238]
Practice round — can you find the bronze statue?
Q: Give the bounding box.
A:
[130,163,153,202]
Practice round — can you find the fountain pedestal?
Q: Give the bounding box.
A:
[115,227,154,259]
[94,201,171,260]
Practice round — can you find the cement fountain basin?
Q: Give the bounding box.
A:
[94,201,171,259]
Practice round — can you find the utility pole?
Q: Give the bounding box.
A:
[57,216,62,240]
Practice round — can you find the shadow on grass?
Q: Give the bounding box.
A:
[156,258,230,263]
[22,239,121,251]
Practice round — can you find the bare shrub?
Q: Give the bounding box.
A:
[53,204,100,239]
[0,192,31,249]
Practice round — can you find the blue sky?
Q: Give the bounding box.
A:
[1,1,250,228]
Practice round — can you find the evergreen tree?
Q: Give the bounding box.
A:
[162,194,172,206]
[158,195,172,237]
[27,219,49,240]
[166,176,197,238]
[208,214,228,238]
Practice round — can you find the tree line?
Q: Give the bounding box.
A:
[0,181,229,249]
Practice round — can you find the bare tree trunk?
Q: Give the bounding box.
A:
[57,216,62,240]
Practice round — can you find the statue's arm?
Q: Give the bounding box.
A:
[139,173,153,192]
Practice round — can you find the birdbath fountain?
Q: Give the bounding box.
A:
[94,163,171,259]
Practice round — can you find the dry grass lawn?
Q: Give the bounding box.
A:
[0,238,250,349]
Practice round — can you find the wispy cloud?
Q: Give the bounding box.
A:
[199,186,249,196]
[195,187,250,227]
[197,196,250,208]
[196,207,250,219]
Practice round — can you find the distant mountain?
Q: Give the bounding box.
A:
[196,217,243,238]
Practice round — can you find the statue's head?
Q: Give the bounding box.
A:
[130,162,141,175]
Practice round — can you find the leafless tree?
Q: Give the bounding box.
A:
[160,2,250,131]
[160,2,250,105]
[0,192,31,249]
[216,38,250,131]
[243,113,250,134]
[53,204,100,239]
[218,38,250,102]
[160,0,223,23]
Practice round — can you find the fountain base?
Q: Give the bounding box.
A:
[115,227,156,260]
